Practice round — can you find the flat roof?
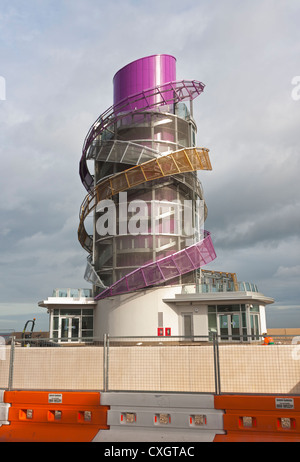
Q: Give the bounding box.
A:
[163,291,275,305]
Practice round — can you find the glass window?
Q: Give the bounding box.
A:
[208,313,217,333]
[58,289,68,297]
[208,305,216,312]
[250,305,259,312]
[83,309,94,315]
[82,330,93,338]
[217,305,240,312]
[70,289,79,297]
[192,128,196,147]
[81,289,92,297]
[82,317,93,330]
[60,309,81,316]
[241,312,247,328]
[53,316,59,330]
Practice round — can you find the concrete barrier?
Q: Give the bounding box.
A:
[94,392,225,442]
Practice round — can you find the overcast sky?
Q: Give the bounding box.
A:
[0,0,299,332]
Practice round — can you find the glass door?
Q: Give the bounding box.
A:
[60,317,80,342]
[219,314,230,340]
[218,313,241,341]
[231,314,241,340]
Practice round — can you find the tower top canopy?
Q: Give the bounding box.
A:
[113,54,176,106]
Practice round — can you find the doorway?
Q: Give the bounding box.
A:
[182,313,193,338]
[60,317,80,342]
[218,313,241,341]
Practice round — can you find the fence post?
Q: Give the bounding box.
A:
[213,333,221,395]
[103,333,107,391]
[106,334,110,392]
[8,336,15,390]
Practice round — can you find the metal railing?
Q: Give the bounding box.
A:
[182,281,259,294]
[1,334,300,395]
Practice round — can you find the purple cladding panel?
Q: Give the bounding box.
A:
[113,54,176,108]
[95,232,216,300]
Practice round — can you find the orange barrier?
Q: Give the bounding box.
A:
[214,395,300,442]
[214,431,300,442]
[0,391,109,442]
[215,395,300,412]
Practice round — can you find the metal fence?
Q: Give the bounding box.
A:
[1,334,300,395]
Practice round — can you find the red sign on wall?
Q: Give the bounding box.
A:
[165,327,171,336]
[157,327,164,336]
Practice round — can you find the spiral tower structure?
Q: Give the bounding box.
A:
[78,54,216,301]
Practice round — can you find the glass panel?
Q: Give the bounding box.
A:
[71,318,79,340]
[83,309,94,315]
[208,306,216,312]
[61,318,69,339]
[60,309,81,316]
[220,314,229,340]
[70,289,79,297]
[117,252,152,267]
[81,289,92,297]
[255,316,259,338]
[241,312,247,328]
[58,289,68,297]
[53,317,59,330]
[217,305,240,312]
[250,314,260,340]
[208,313,217,333]
[231,314,241,340]
[82,330,93,338]
[82,317,93,330]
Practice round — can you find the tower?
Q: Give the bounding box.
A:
[66,54,273,339]
[79,55,216,301]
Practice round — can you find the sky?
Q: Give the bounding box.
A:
[0,0,299,332]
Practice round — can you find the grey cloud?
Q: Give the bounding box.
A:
[0,0,299,330]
